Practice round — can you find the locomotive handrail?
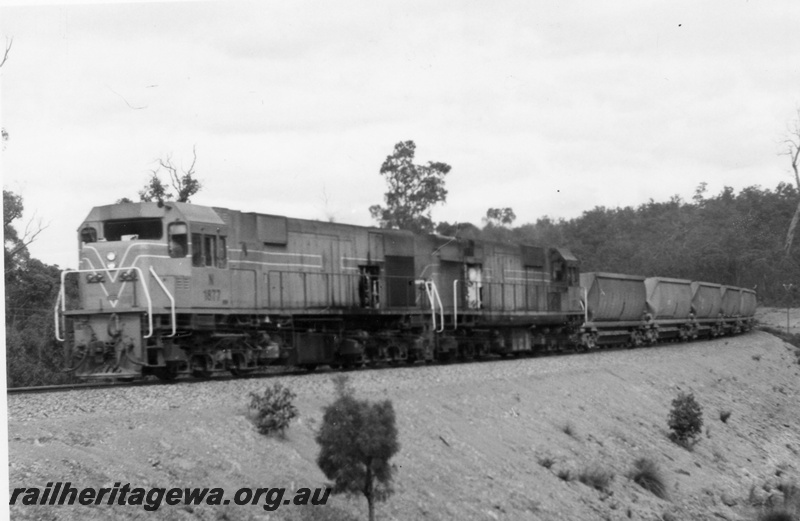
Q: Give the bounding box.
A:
[56,267,154,340]
[453,280,459,330]
[417,279,445,333]
[582,286,588,324]
[432,281,444,332]
[54,291,65,342]
[149,266,176,337]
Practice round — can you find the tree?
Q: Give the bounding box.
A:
[369,140,451,234]
[783,108,800,256]
[139,146,201,203]
[4,190,46,273]
[435,220,481,239]
[316,376,400,521]
[4,190,72,387]
[484,207,517,227]
[667,392,703,447]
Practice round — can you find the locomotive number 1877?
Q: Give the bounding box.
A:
[203,289,221,302]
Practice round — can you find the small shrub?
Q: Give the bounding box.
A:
[753,354,762,361]
[720,410,732,423]
[561,422,577,438]
[248,383,299,437]
[628,458,668,499]
[538,456,555,469]
[557,469,572,482]
[577,465,614,492]
[667,392,703,447]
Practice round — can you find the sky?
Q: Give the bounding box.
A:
[1,0,799,269]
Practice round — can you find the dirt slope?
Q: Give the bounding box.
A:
[7,328,800,521]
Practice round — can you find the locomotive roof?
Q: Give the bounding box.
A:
[82,202,226,227]
[86,202,577,259]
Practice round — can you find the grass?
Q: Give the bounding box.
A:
[758,327,800,365]
[628,458,668,500]
[757,511,797,521]
[753,480,800,521]
[577,464,614,492]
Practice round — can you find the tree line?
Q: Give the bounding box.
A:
[438,182,800,304]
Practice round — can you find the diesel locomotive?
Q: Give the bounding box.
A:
[54,201,756,380]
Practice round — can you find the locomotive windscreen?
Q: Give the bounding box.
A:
[104,218,163,241]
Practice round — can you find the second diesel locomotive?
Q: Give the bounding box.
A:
[54,201,756,380]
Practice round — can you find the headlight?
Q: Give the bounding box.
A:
[120,270,138,282]
[106,252,116,261]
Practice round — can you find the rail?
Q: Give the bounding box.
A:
[453,280,459,330]
[417,279,444,333]
[149,266,176,337]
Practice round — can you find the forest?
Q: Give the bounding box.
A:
[5,181,800,387]
[441,181,800,304]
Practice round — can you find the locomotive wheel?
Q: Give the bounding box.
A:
[229,354,254,377]
[154,366,179,381]
[190,356,212,378]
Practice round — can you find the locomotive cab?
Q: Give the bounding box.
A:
[58,202,229,378]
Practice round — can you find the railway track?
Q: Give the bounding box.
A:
[8,331,760,395]
[5,368,306,395]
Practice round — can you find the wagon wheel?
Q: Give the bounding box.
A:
[629,330,644,348]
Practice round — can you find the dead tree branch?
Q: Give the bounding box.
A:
[0,37,12,69]
[783,108,800,256]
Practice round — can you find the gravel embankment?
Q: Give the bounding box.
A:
[7,329,800,521]
[10,341,712,423]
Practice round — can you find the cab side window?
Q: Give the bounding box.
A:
[203,235,217,267]
[217,237,227,268]
[80,227,97,244]
[168,223,188,258]
[192,233,203,267]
